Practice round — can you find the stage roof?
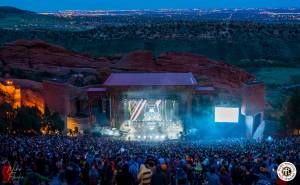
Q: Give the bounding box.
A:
[103,73,197,86]
[195,86,215,91]
[87,87,107,92]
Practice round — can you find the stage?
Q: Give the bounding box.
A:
[86,73,265,140]
[119,98,183,140]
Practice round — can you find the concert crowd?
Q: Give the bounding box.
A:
[0,135,299,185]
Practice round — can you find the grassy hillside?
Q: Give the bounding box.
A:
[254,67,300,85]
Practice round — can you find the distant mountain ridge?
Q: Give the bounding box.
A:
[0,6,33,15]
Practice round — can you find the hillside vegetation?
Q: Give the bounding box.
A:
[0,22,300,69]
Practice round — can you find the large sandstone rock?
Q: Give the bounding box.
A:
[0,40,255,97]
[0,40,104,69]
[109,51,254,94]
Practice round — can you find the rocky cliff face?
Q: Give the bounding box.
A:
[0,40,108,76]
[0,40,91,67]
[0,40,254,94]
[107,51,254,95]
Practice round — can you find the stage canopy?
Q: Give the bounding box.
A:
[103,73,197,86]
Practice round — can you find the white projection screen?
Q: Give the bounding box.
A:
[214,107,239,123]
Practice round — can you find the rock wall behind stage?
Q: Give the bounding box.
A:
[104,51,255,101]
[0,40,259,108]
[0,40,254,96]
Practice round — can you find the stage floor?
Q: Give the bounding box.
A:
[120,120,183,140]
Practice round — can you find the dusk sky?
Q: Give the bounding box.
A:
[0,0,300,12]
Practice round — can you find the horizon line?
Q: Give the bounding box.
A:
[1,6,300,13]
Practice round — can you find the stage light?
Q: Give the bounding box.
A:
[215,107,239,123]
[149,135,153,139]
[267,136,273,142]
[143,135,147,139]
[155,135,159,139]
[137,135,141,139]
[161,135,165,140]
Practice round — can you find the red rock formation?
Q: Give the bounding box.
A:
[0,40,106,70]
[109,51,254,96]
[113,50,156,71]
[0,40,255,98]
[0,78,44,112]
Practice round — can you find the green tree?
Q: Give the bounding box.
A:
[50,112,64,132]
[43,106,64,132]
[0,102,15,131]
[12,106,42,133]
